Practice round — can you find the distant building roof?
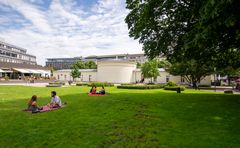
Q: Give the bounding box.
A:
[134,68,165,72]
[0,62,48,70]
[57,69,97,72]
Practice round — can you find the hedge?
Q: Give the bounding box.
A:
[224,90,233,94]
[49,82,65,85]
[76,82,114,87]
[117,84,164,89]
[46,84,62,87]
[76,83,89,86]
[198,85,211,87]
[164,86,185,91]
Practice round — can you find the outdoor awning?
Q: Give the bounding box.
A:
[13,68,31,73]
[36,70,50,75]
[0,69,5,73]
[27,69,41,74]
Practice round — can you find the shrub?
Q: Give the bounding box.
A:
[164,86,185,91]
[46,84,62,87]
[198,85,211,87]
[89,82,114,87]
[166,81,177,86]
[224,90,233,94]
[76,82,89,86]
[76,82,114,87]
[117,84,164,89]
[49,82,65,85]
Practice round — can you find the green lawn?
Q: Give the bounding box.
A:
[0,86,240,147]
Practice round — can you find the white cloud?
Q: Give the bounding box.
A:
[0,0,142,65]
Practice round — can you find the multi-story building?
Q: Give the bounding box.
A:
[46,53,147,70]
[0,40,36,65]
[0,40,50,79]
[84,53,146,64]
[46,57,83,70]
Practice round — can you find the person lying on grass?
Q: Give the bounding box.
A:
[47,91,62,108]
[27,95,43,113]
[89,85,97,94]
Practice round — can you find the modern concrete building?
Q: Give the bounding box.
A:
[46,53,147,70]
[46,57,83,70]
[0,40,36,65]
[0,40,50,79]
[53,60,212,85]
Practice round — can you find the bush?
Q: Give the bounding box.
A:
[89,82,114,87]
[164,86,185,91]
[224,90,233,94]
[76,82,114,87]
[198,85,211,87]
[166,81,177,86]
[49,82,65,85]
[117,84,164,89]
[46,84,62,87]
[76,82,89,86]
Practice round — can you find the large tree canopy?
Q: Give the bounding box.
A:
[125,0,240,69]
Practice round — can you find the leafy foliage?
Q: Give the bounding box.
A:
[71,67,81,81]
[125,0,240,69]
[71,61,97,69]
[141,59,159,82]
[117,84,164,89]
[168,59,214,84]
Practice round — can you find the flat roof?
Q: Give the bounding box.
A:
[57,69,97,72]
[134,68,165,72]
[0,62,48,70]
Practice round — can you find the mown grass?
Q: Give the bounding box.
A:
[0,86,240,147]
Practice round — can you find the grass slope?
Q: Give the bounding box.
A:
[0,86,240,147]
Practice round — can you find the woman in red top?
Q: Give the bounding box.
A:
[90,85,97,94]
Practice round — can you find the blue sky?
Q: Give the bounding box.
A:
[0,0,142,65]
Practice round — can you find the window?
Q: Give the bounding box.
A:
[57,75,60,80]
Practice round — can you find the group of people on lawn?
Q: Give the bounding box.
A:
[27,91,62,113]
[27,86,106,113]
[89,85,106,95]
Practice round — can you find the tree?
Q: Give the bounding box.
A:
[136,62,142,68]
[71,67,81,81]
[158,60,171,69]
[219,66,240,85]
[141,59,159,83]
[125,0,240,69]
[85,61,97,69]
[168,59,214,84]
[71,61,97,69]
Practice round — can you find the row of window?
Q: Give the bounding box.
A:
[0,43,25,53]
[0,57,36,65]
[0,49,36,62]
[0,50,17,58]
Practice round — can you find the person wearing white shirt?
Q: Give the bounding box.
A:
[48,91,62,108]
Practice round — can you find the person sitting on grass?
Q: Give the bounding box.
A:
[97,86,105,95]
[90,85,97,94]
[28,95,42,113]
[48,91,62,108]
